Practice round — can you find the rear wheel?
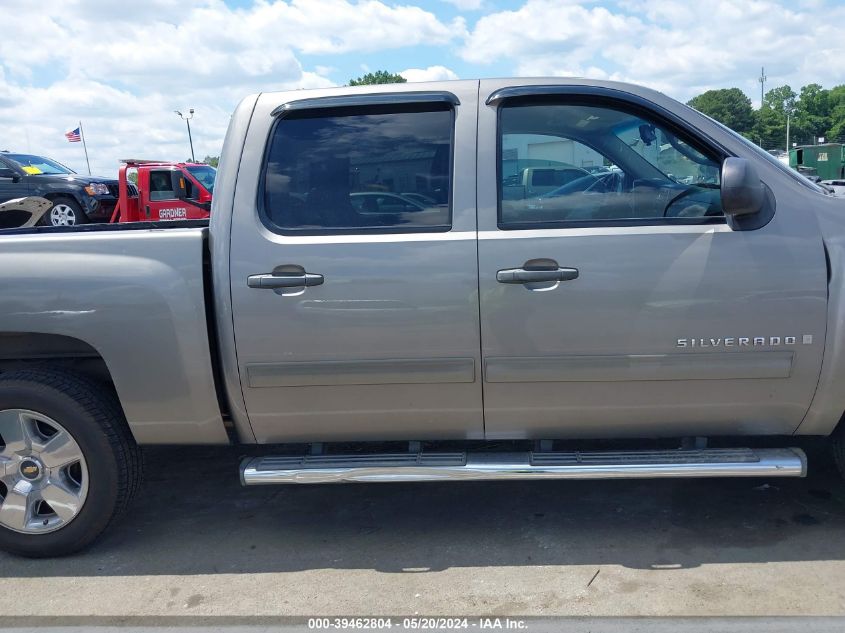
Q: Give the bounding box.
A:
[0,369,141,557]
[43,197,87,227]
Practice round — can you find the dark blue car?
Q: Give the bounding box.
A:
[0,152,122,226]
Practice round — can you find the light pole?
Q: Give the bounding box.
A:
[175,109,195,162]
[786,110,791,154]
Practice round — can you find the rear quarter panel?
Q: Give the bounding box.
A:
[0,227,228,444]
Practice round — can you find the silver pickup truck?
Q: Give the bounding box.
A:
[2,78,845,557]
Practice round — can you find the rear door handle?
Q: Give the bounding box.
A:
[247,272,324,289]
[496,267,579,284]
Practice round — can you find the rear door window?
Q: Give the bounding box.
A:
[261,105,453,234]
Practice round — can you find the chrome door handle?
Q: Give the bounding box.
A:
[496,267,579,284]
[247,272,324,289]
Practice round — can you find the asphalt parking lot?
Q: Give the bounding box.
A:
[2,441,845,621]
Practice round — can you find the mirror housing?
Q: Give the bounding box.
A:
[170,171,188,199]
[720,157,764,217]
[0,167,20,182]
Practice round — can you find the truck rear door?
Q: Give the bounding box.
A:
[476,80,828,439]
[228,82,483,443]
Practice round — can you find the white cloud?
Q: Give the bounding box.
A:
[4,0,845,178]
[461,0,641,66]
[461,0,845,104]
[0,0,462,175]
[442,0,485,10]
[400,66,460,82]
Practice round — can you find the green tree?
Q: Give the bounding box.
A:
[348,70,407,86]
[824,84,845,142]
[794,83,831,142]
[686,88,755,134]
[763,85,798,113]
[202,155,219,168]
[753,85,797,150]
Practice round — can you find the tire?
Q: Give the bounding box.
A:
[0,369,142,557]
[43,197,88,227]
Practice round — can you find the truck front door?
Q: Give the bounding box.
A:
[145,168,190,221]
[476,81,828,439]
[228,83,483,443]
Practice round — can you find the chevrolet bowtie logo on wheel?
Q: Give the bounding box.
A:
[19,461,41,480]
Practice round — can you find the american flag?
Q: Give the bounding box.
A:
[65,127,81,143]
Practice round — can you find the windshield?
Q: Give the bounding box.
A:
[698,114,828,195]
[613,121,720,186]
[4,153,75,175]
[186,165,216,194]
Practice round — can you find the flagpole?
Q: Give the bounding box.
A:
[79,120,91,176]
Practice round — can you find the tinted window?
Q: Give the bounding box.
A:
[499,103,724,228]
[262,106,452,234]
[149,170,176,201]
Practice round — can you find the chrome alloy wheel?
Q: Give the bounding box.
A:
[49,204,79,226]
[0,409,88,534]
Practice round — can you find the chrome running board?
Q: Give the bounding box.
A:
[240,447,806,485]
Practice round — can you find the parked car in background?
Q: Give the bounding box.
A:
[821,180,845,196]
[350,191,428,214]
[401,192,438,205]
[502,165,590,199]
[0,196,51,229]
[0,152,120,226]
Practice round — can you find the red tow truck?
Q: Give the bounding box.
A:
[111,159,215,223]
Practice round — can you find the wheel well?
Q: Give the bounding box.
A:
[41,193,81,206]
[0,332,114,393]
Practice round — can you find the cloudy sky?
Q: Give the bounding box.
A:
[1,0,844,176]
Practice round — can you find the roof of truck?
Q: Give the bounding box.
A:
[119,159,211,168]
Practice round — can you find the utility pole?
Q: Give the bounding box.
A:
[758,66,767,108]
[175,109,196,162]
[786,111,790,154]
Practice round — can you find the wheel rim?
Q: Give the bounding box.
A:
[0,409,89,534]
[50,204,78,226]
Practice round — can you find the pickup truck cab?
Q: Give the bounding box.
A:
[503,165,591,199]
[111,160,214,222]
[1,78,845,557]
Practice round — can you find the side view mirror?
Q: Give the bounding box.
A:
[720,157,764,217]
[170,171,188,199]
[0,167,20,182]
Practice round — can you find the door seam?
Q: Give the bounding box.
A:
[474,79,487,438]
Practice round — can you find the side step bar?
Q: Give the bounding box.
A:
[240,447,806,485]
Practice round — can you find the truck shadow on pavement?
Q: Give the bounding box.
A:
[2,442,845,576]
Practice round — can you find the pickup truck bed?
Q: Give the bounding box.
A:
[0,224,226,444]
[2,77,845,557]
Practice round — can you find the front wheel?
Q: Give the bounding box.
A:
[0,369,142,557]
[43,197,87,226]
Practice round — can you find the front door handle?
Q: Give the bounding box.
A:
[496,267,579,284]
[247,272,324,289]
